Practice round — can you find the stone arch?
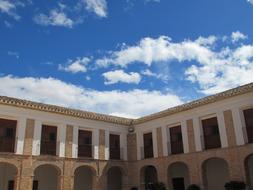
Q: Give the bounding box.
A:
[33,164,61,190]
[245,153,253,189]
[168,162,190,190]
[107,166,124,190]
[74,165,96,190]
[140,165,158,190]
[202,157,230,190]
[0,162,18,190]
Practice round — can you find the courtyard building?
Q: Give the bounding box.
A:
[0,82,253,190]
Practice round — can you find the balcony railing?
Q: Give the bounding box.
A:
[0,137,15,153]
[170,141,184,155]
[202,134,221,150]
[40,140,56,156]
[78,144,93,158]
[110,147,121,160]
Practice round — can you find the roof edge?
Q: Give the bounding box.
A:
[0,82,252,126]
[133,82,253,125]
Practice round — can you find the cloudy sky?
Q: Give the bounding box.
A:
[0,0,253,118]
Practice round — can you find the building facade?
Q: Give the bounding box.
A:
[0,83,253,190]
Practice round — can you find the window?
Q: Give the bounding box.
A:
[202,117,221,149]
[243,108,253,143]
[110,134,120,160]
[169,126,184,154]
[0,118,17,153]
[78,130,92,158]
[40,125,57,156]
[143,132,153,159]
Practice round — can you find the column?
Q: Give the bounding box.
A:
[181,120,189,153]
[16,117,26,155]
[99,129,105,160]
[232,107,246,145]
[92,128,99,159]
[152,128,158,158]
[161,126,168,156]
[32,120,42,156]
[65,125,73,158]
[156,127,164,157]
[186,119,196,153]
[72,126,78,158]
[193,117,203,151]
[23,119,35,155]
[136,131,144,160]
[217,111,228,148]
[58,124,66,157]
[120,133,128,160]
[223,110,237,147]
[105,130,109,160]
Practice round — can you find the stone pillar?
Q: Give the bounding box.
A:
[223,110,237,147]
[19,159,34,190]
[186,119,196,153]
[157,160,168,188]
[122,173,129,190]
[127,133,137,161]
[65,125,73,158]
[62,160,74,190]
[99,129,105,160]
[228,149,245,181]
[156,127,164,158]
[23,119,35,155]
[19,176,33,190]
[61,176,74,190]
[188,157,202,187]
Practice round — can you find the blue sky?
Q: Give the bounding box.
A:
[0,0,253,118]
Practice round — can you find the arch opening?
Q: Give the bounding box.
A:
[140,165,158,190]
[245,154,253,189]
[33,164,60,190]
[74,166,95,190]
[168,162,190,190]
[0,162,18,190]
[107,166,123,190]
[202,158,229,190]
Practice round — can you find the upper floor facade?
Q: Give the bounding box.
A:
[0,82,252,162]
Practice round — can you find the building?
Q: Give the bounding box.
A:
[0,82,253,190]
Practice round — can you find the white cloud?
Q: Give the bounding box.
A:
[95,36,215,68]
[0,75,183,118]
[7,51,19,59]
[231,31,248,43]
[58,57,90,73]
[34,9,75,28]
[95,33,253,95]
[83,0,107,17]
[185,44,253,94]
[103,70,141,85]
[247,0,253,5]
[0,0,24,20]
[141,69,168,81]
